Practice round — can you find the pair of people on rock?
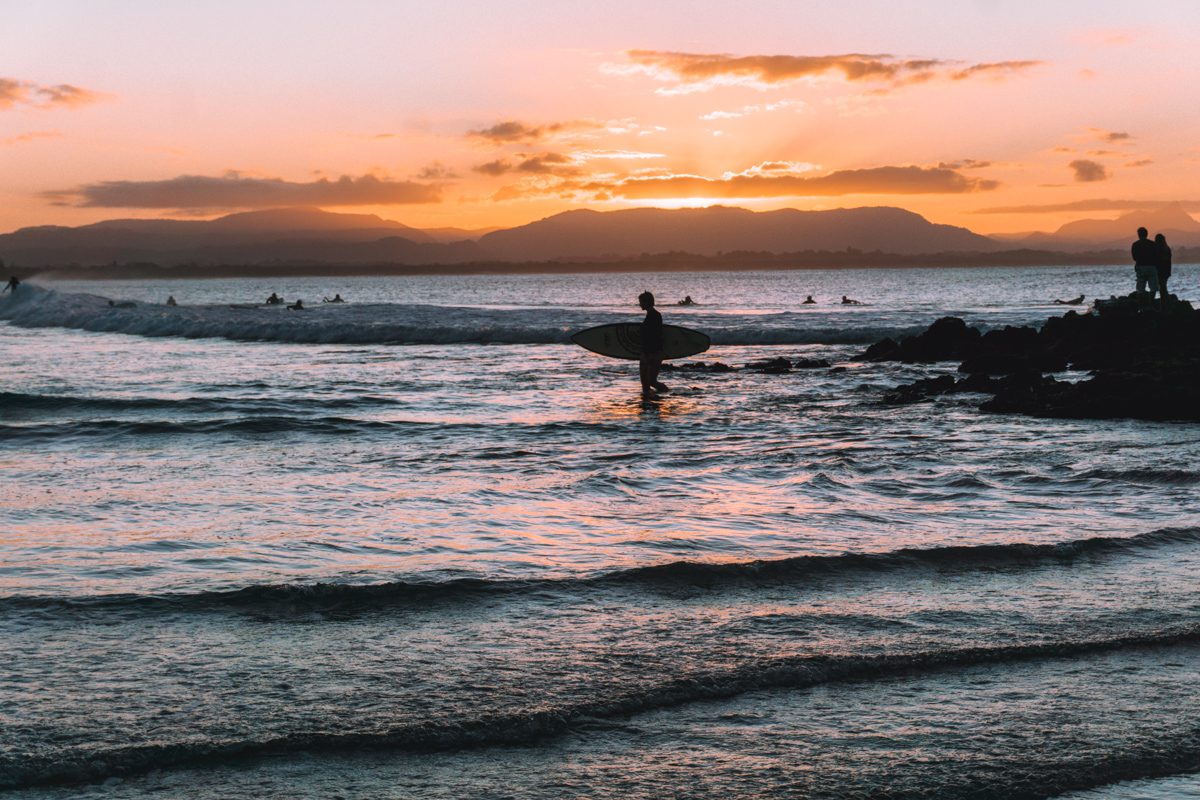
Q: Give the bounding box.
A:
[1132,227,1172,304]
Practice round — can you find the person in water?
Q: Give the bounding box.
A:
[677,295,695,306]
[266,292,283,305]
[1155,233,1172,305]
[1132,227,1160,300]
[638,290,667,397]
[802,295,816,304]
[323,294,345,303]
[2,275,19,294]
[1053,294,1085,305]
[287,299,305,311]
[841,295,862,305]
[166,295,177,306]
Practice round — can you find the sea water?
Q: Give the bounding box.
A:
[3,266,1200,798]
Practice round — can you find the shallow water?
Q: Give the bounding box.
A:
[2,265,1199,797]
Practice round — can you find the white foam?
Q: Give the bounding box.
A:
[0,284,957,347]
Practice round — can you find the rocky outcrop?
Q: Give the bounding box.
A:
[870,295,1200,421]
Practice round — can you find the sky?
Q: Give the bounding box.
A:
[3,0,1200,236]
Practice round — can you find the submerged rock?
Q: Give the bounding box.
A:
[746,356,792,374]
[661,360,736,373]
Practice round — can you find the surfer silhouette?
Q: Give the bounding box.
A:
[803,295,816,304]
[638,291,667,397]
[2,275,19,294]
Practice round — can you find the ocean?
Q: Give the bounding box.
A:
[3,265,1200,799]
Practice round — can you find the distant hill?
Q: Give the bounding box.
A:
[479,206,999,260]
[0,207,485,266]
[1018,205,1200,251]
[2,204,1010,268]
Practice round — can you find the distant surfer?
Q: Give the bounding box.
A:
[638,291,668,397]
[2,275,19,294]
[841,295,862,305]
[677,295,695,306]
[166,295,177,306]
[802,295,816,305]
[287,299,306,311]
[1053,294,1085,305]
[266,292,283,305]
[323,294,345,303]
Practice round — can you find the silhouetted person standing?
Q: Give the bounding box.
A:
[1155,233,1172,304]
[638,290,666,397]
[2,275,18,294]
[1132,227,1160,300]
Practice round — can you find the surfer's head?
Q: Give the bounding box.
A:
[638,291,655,309]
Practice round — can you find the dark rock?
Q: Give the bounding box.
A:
[982,361,1200,420]
[858,337,900,361]
[792,358,832,369]
[881,374,956,404]
[661,360,736,373]
[859,317,981,363]
[746,356,791,374]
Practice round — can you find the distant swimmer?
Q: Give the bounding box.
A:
[2,276,19,294]
[266,292,283,305]
[677,295,696,306]
[638,290,668,398]
[841,295,862,305]
[802,295,816,305]
[166,295,177,306]
[323,294,345,303]
[287,299,306,311]
[1053,294,1085,306]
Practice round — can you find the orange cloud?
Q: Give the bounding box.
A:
[473,159,513,176]
[1089,128,1132,143]
[600,166,996,199]
[1068,159,1109,182]
[619,50,1041,94]
[949,61,1043,80]
[416,162,458,179]
[1,130,62,146]
[0,78,105,110]
[42,172,442,209]
[498,164,997,201]
[465,119,601,144]
[474,152,583,177]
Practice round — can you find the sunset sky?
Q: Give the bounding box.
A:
[4,0,1200,236]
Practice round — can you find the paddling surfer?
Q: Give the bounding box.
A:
[638,291,668,397]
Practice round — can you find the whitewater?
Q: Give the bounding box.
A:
[4,265,1200,799]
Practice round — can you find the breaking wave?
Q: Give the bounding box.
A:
[7,625,1200,790]
[0,285,923,346]
[7,527,1198,616]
